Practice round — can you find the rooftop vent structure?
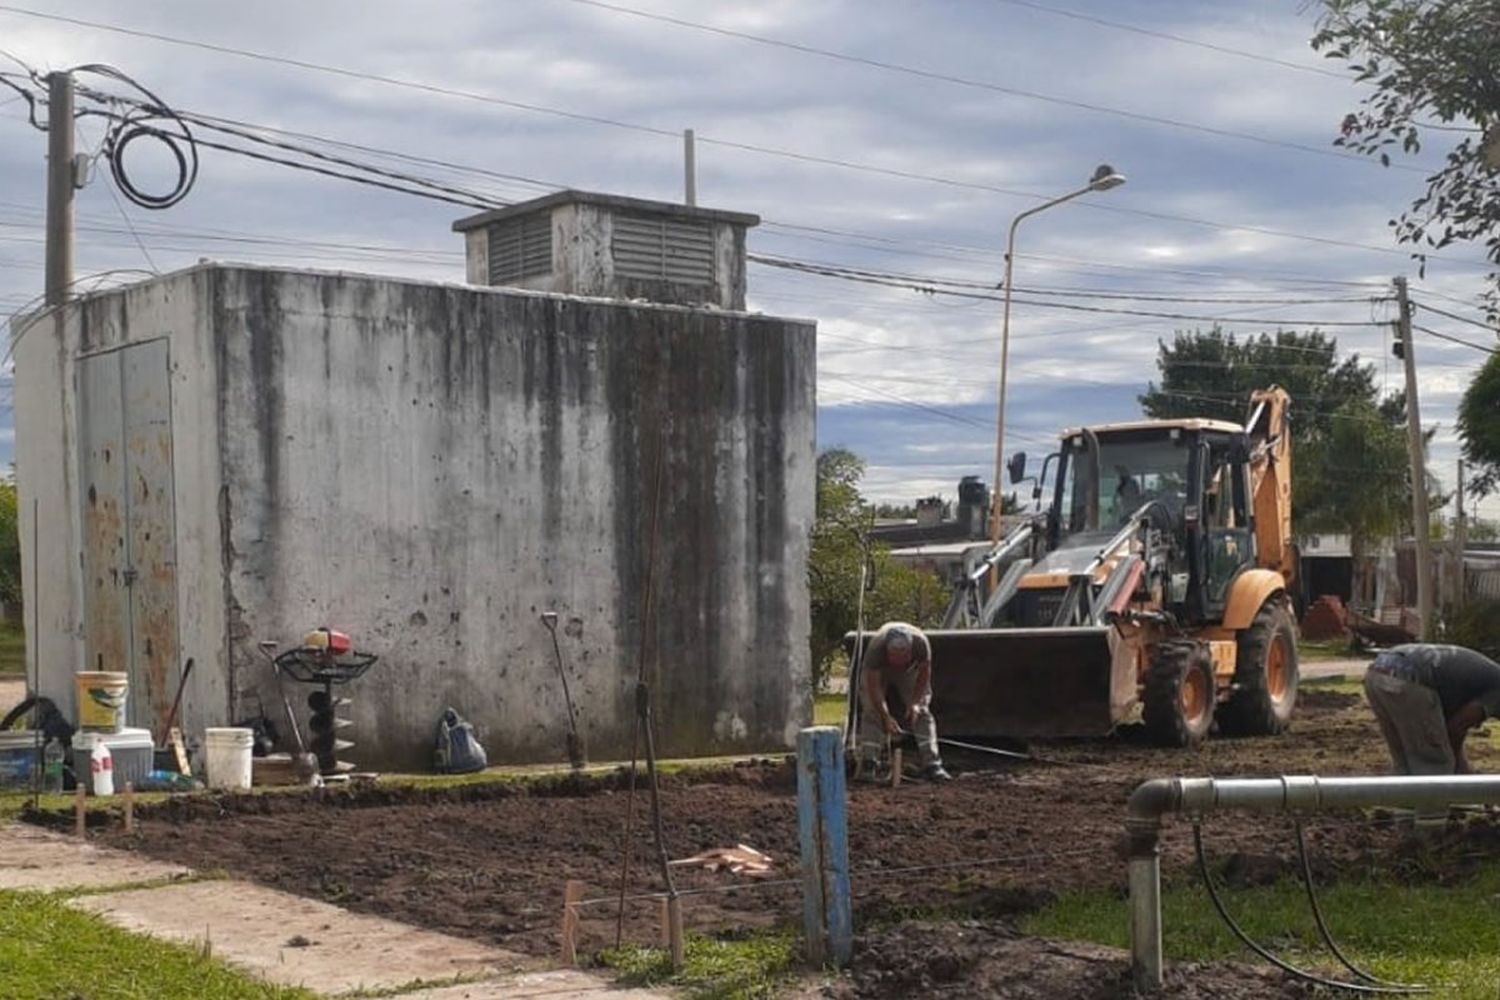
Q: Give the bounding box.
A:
[453,190,759,310]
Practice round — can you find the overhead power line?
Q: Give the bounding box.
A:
[752,253,1380,305]
[0,8,1487,268]
[1413,300,1499,336]
[749,254,1390,327]
[566,0,1406,169]
[1412,324,1498,356]
[988,0,1345,78]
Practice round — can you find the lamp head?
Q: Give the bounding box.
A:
[1088,163,1126,191]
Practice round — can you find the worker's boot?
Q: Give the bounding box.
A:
[920,763,953,783]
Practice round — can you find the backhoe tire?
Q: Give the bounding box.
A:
[1142,641,1215,749]
[1217,602,1299,737]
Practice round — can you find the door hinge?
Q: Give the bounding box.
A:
[122,568,138,587]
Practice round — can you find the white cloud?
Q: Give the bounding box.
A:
[0,0,1492,497]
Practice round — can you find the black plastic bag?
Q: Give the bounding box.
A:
[434,707,488,774]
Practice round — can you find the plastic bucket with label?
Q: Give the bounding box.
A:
[75,672,129,731]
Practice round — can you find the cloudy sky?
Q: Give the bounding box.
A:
[1,0,1496,522]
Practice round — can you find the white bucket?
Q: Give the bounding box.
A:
[204,727,254,792]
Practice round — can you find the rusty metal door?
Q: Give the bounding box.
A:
[77,339,180,733]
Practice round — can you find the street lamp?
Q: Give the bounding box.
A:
[989,163,1126,545]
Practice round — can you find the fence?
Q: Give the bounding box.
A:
[1471,567,1500,601]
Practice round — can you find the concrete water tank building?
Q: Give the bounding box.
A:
[15,191,815,768]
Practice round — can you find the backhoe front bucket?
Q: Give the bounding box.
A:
[847,626,1137,740]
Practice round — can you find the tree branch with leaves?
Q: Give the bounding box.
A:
[1313,0,1500,314]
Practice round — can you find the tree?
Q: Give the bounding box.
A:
[1458,352,1500,496]
[808,448,949,688]
[1141,327,1379,439]
[0,479,18,622]
[1297,398,1412,600]
[1141,327,1398,534]
[1312,1,1500,312]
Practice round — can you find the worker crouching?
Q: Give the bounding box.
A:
[1364,643,1500,778]
[858,622,952,782]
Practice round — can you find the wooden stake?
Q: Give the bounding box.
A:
[123,782,135,833]
[561,879,583,967]
[659,897,671,948]
[667,895,685,971]
[891,748,903,788]
[74,782,86,837]
[797,727,853,968]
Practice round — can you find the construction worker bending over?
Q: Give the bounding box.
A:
[1364,643,1500,776]
[858,622,951,782]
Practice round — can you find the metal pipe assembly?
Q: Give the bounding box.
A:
[1125,774,1500,992]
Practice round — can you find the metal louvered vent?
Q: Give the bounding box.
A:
[487,212,552,284]
[613,214,715,285]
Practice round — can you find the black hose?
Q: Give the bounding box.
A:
[1192,824,1425,994]
[1293,820,1428,991]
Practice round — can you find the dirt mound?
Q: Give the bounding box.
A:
[1300,596,1349,641]
[824,921,1310,999]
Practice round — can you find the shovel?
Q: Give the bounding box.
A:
[155,658,194,775]
[259,641,320,784]
[541,612,587,770]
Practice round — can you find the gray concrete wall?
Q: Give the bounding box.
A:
[14,269,232,734]
[210,266,814,767]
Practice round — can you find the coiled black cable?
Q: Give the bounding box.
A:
[74,63,198,209]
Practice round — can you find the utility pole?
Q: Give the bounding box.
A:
[683,128,696,207]
[1395,276,1434,638]
[44,70,75,307]
[1455,459,1468,607]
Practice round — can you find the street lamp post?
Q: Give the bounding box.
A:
[990,164,1126,545]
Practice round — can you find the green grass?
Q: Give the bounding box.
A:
[1298,638,1369,663]
[1022,863,1500,998]
[0,888,318,1000]
[1300,674,1365,698]
[0,624,25,675]
[600,930,800,1000]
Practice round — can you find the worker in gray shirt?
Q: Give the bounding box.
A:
[1363,643,1500,776]
[858,622,951,782]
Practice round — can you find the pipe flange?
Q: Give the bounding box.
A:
[1178,777,1216,822]
[1281,775,1320,815]
[1124,818,1161,859]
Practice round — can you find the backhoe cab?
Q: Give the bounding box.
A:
[891,387,1297,748]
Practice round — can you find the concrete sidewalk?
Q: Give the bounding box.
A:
[0,823,670,999]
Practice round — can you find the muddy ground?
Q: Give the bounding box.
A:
[80,688,1500,991]
[828,920,1313,999]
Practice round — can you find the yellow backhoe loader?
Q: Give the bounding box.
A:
[857,387,1298,748]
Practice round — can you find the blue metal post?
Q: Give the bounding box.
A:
[797,725,852,967]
